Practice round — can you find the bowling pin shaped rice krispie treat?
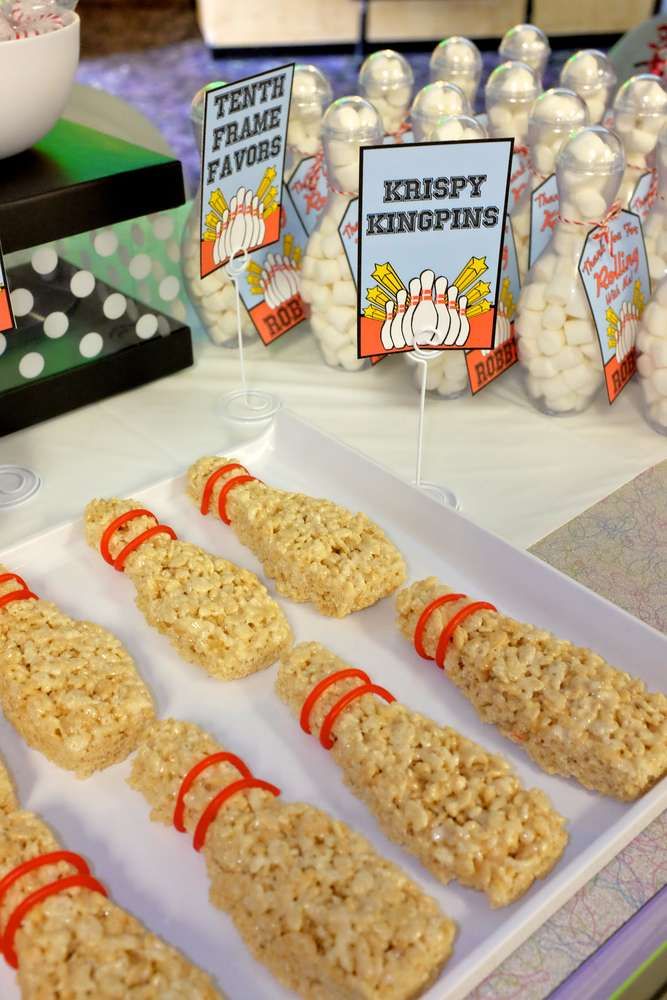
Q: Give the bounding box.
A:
[299,96,384,371]
[187,456,406,617]
[129,718,456,999]
[285,64,332,179]
[0,765,222,998]
[409,81,469,141]
[511,88,588,278]
[429,36,482,106]
[0,567,154,778]
[277,643,568,907]
[638,274,667,433]
[641,122,667,283]
[84,500,292,679]
[612,74,667,209]
[396,579,667,801]
[560,49,617,125]
[499,23,551,82]
[358,49,414,139]
[516,126,624,414]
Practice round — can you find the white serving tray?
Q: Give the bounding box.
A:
[0,409,665,1000]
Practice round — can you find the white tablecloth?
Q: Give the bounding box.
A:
[2,330,666,553]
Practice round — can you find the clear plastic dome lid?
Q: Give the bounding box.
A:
[499,24,550,71]
[322,95,384,143]
[485,60,541,106]
[190,80,227,124]
[411,81,469,121]
[613,73,667,118]
[657,120,667,182]
[560,49,616,95]
[530,87,588,127]
[432,113,487,140]
[557,125,624,177]
[291,64,333,115]
[359,49,414,96]
[430,36,482,76]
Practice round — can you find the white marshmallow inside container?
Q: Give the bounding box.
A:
[410,81,470,142]
[299,96,384,371]
[499,23,551,82]
[429,35,482,107]
[559,49,616,125]
[485,60,542,148]
[642,122,667,283]
[637,272,667,434]
[285,64,333,179]
[511,88,589,279]
[612,73,667,208]
[516,125,625,415]
[358,49,414,139]
[182,82,258,348]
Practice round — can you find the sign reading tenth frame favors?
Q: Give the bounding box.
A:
[357,138,513,358]
[199,65,295,278]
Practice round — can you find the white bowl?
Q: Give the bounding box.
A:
[0,13,80,159]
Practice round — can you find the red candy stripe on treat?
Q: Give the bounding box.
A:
[299,668,370,734]
[0,852,90,911]
[200,463,248,515]
[0,574,38,609]
[193,778,281,852]
[3,875,108,968]
[413,593,466,659]
[320,683,395,750]
[434,601,497,669]
[99,509,176,571]
[173,752,253,832]
[216,475,256,525]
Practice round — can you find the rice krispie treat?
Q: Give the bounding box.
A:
[0,753,17,817]
[396,579,667,801]
[84,500,292,680]
[0,807,222,998]
[187,457,407,617]
[0,566,155,778]
[129,718,455,999]
[277,642,567,907]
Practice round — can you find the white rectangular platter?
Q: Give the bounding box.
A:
[0,408,665,1000]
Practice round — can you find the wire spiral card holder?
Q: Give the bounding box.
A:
[219,248,282,423]
[407,332,461,510]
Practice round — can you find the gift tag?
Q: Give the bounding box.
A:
[238,185,309,345]
[357,138,513,359]
[629,170,657,224]
[0,244,15,334]
[199,64,295,277]
[578,209,650,403]
[288,152,328,235]
[465,215,520,393]
[529,173,559,270]
[509,146,531,208]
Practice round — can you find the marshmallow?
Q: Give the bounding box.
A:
[430,114,486,142]
[485,61,542,143]
[410,82,469,141]
[499,25,551,80]
[560,50,616,125]
[285,65,332,179]
[429,36,482,105]
[412,349,468,398]
[641,122,667,281]
[359,50,414,136]
[613,74,667,207]
[638,273,667,432]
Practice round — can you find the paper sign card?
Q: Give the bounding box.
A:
[238,185,309,345]
[529,174,559,271]
[200,64,294,278]
[629,170,657,224]
[578,210,650,403]
[509,147,530,209]
[466,216,521,393]
[288,152,328,236]
[0,245,15,334]
[357,138,513,359]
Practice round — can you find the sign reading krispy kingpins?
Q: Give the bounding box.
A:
[357,138,513,358]
[200,65,294,278]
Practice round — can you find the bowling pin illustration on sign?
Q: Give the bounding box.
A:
[391,289,408,347]
[444,285,461,345]
[456,294,470,345]
[412,269,439,344]
[403,278,421,345]
[434,276,450,345]
[381,300,395,349]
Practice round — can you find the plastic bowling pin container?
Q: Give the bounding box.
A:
[358,49,414,139]
[637,273,667,434]
[559,49,616,125]
[410,81,469,142]
[285,64,333,179]
[516,126,624,415]
[485,60,541,147]
[428,36,482,107]
[511,88,588,279]
[181,83,256,349]
[499,24,551,82]
[299,96,384,371]
[642,124,667,283]
[430,113,486,142]
[612,74,667,208]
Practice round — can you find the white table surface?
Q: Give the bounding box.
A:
[1,329,666,552]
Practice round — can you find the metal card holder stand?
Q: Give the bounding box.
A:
[219,248,282,424]
[407,332,460,510]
